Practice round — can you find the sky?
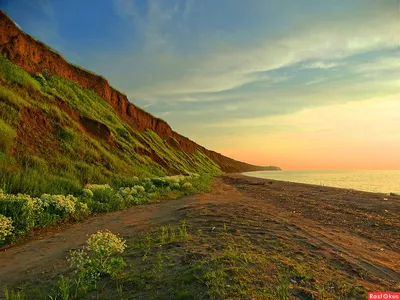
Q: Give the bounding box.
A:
[1,0,399,170]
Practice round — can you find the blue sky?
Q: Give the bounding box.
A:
[1,0,399,169]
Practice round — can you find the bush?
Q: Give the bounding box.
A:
[0,214,14,241]
[68,230,126,283]
[151,177,169,188]
[182,182,193,189]
[141,178,156,192]
[40,194,77,220]
[116,185,147,206]
[72,202,90,221]
[0,174,212,245]
[0,193,35,234]
[86,186,119,213]
[82,188,94,198]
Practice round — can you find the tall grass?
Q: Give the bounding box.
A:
[0,173,211,246]
[0,120,16,152]
[0,55,41,92]
[0,54,221,196]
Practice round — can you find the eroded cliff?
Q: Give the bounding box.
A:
[0,10,277,173]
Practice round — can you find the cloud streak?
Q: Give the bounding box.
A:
[3,0,399,169]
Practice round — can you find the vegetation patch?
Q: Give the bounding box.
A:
[0,55,222,198]
[0,119,16,152]
[0,174,210,247]
[1,212,369,300]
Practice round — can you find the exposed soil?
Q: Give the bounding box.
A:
[0,10,273,173]
[1,174,399,295]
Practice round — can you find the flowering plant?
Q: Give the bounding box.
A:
[40,194,77,218]
[116,185,147,205]
[0,214,13,241]
[69,230,127,282]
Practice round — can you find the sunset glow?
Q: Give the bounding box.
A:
[3,0,399,170]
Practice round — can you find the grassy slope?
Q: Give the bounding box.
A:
[0,55,222,196]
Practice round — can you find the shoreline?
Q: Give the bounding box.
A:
[242,170,400,195]
[1,174,399,295]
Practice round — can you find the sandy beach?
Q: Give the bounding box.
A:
[1,174,399,296]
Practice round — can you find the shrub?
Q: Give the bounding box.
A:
[72,202,90,221]
[134,185,145,193]
[0,193,35,234]
[82,188,94,198]
[68,230,126,282]
[151,177,169,188]
[86,229,126,256]
[86,186,119,213]
[166,175,185,183]
[171,182,181,190]
[182,182,193,189]
[40,194,77,219]
[141,179,156,192]
[116,185,147,206]
[0,214,13,241]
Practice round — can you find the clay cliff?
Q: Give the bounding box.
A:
[0,10,279,173]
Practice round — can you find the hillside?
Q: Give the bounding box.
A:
[0,10,278,196]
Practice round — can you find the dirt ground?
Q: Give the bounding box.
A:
[1,174,399,295]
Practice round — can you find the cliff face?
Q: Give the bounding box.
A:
[0,10,275,173]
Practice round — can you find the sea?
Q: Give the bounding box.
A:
[243,170,400,194]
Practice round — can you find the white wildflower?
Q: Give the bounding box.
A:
[86,229,126,255]
[40,194,77,215]
[0,214,13,241]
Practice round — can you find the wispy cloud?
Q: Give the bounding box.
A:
[101,0,398,104]
[4,0,399,169]
[304,77,328,85]
[302,61,343,69]
[352,56,400,74]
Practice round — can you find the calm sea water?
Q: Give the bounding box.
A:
[243,170,400,194]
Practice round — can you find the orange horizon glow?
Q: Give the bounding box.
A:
[209,94,400,171]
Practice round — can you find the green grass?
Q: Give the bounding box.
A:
[0,119,16,152]
[1,215,370,300]
[0,174,211,246]
[0,54,222,197]
[0,56,41,92]
[0,85,30,108]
